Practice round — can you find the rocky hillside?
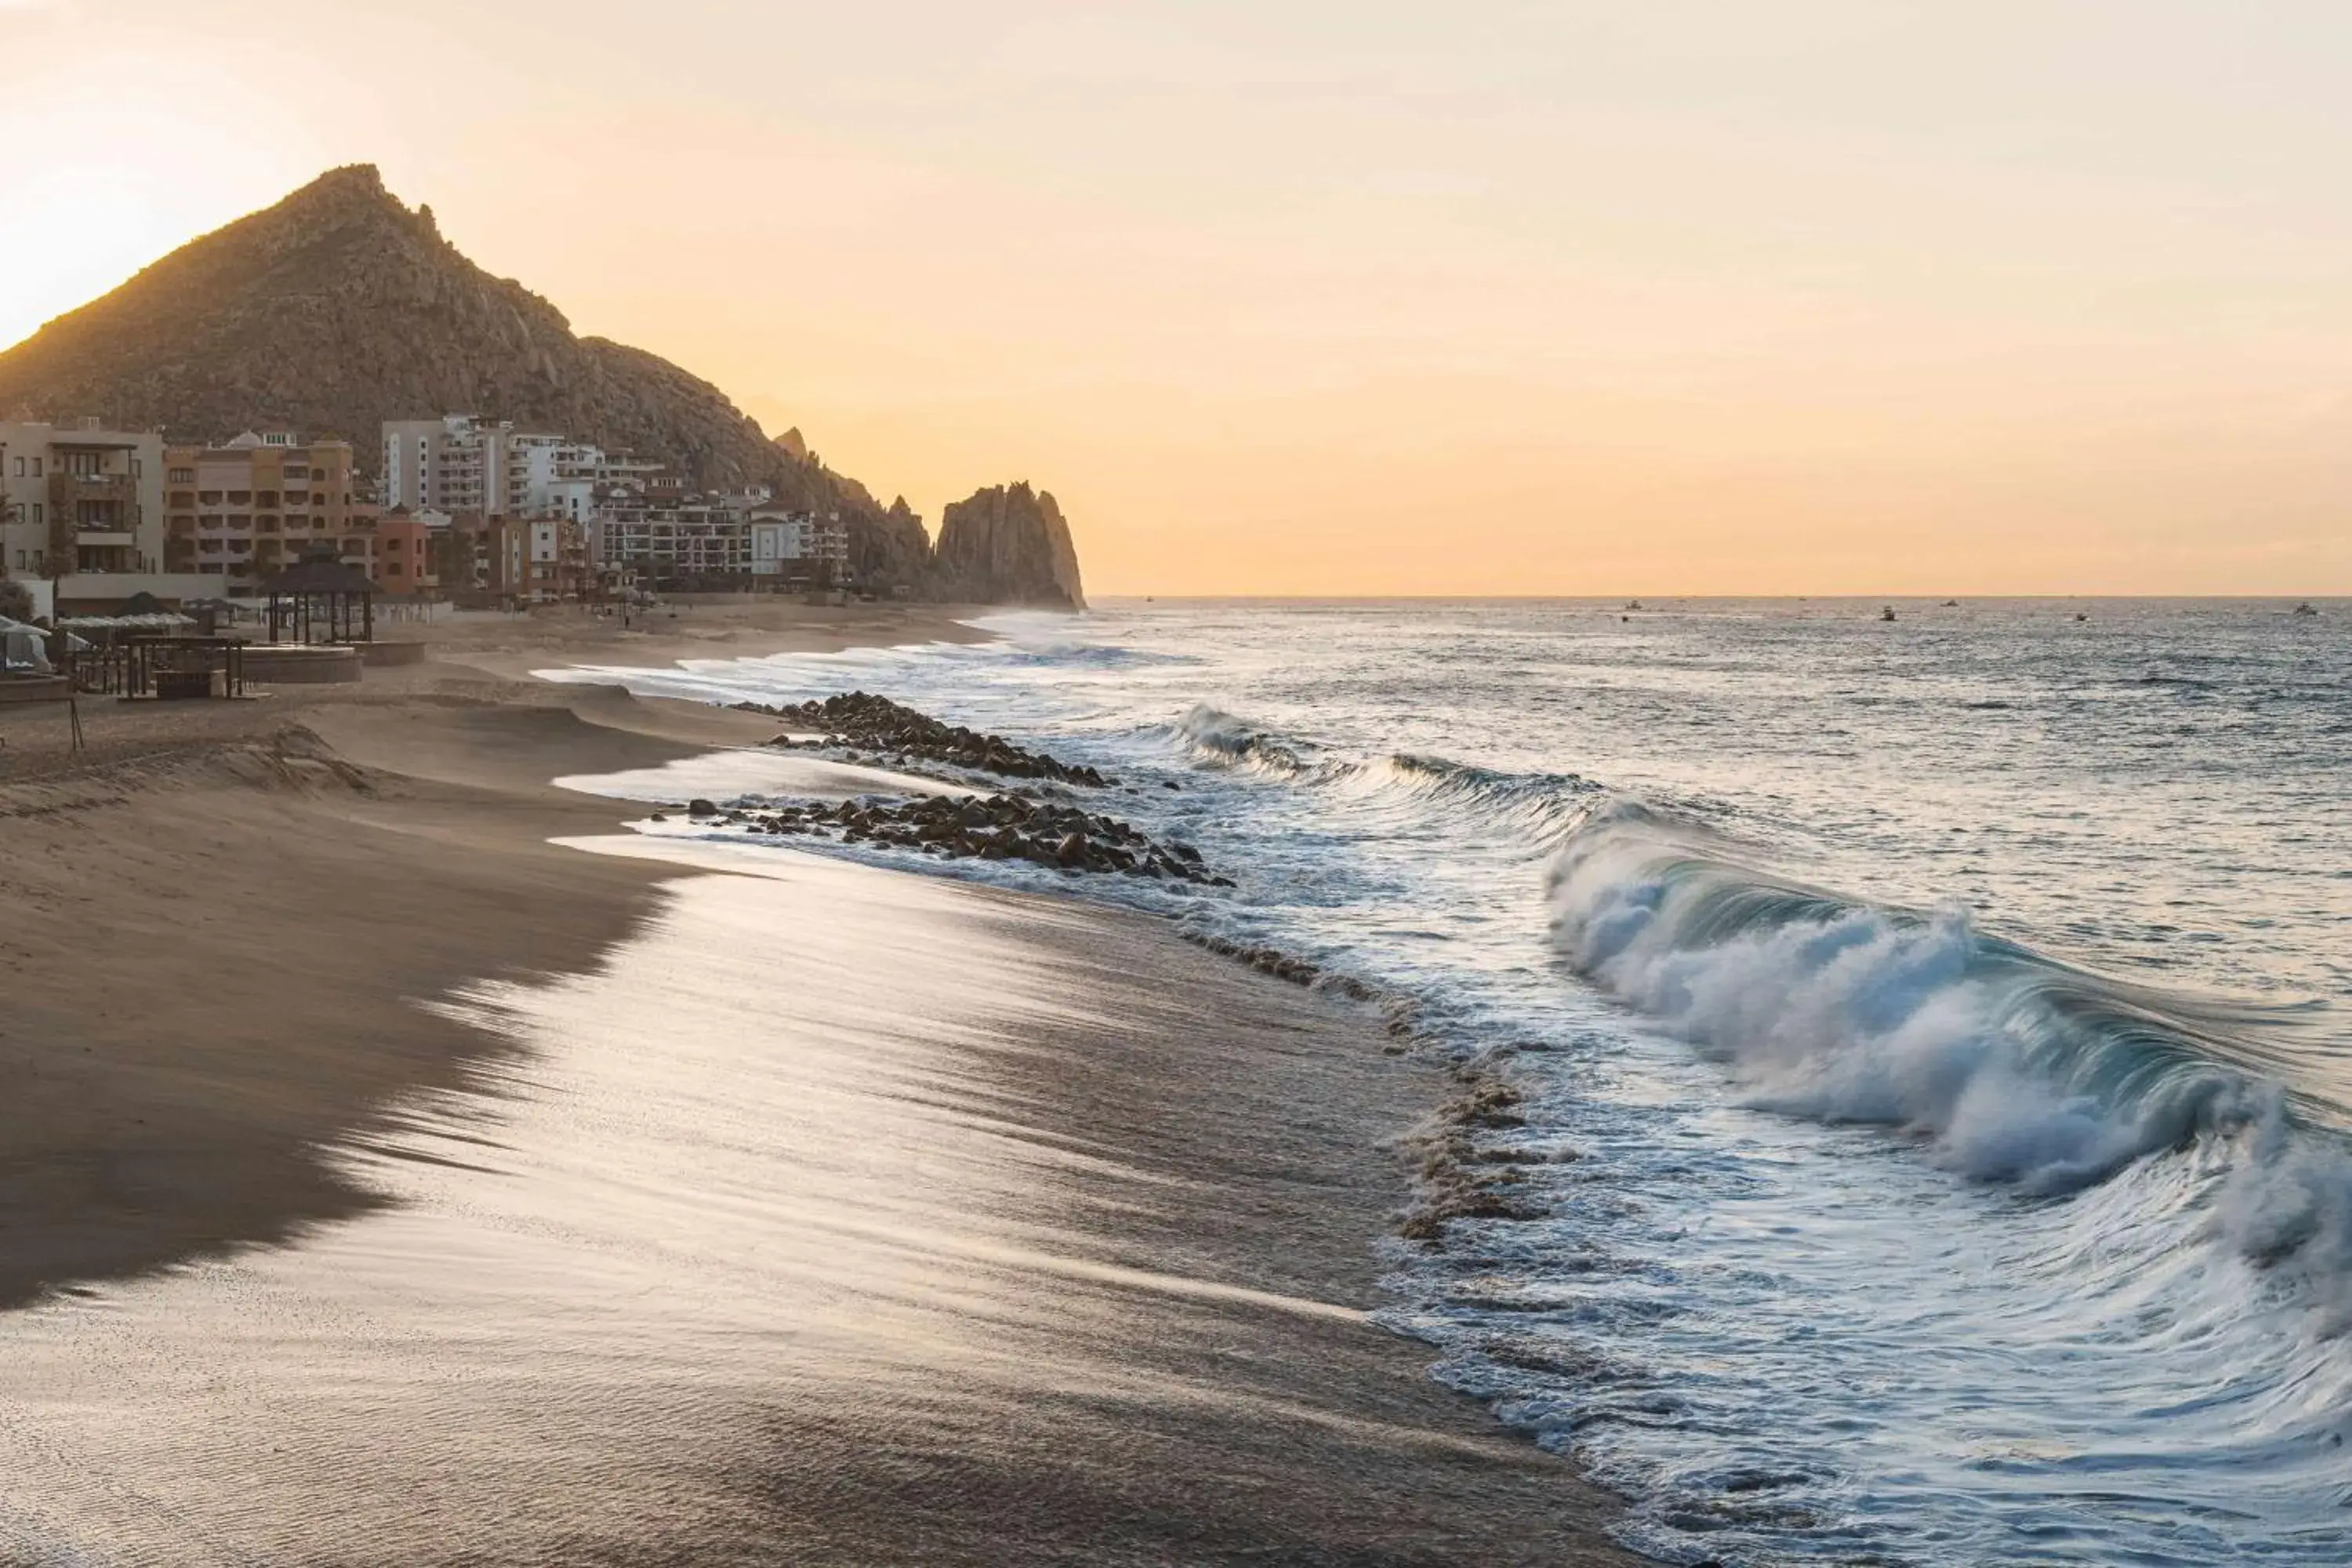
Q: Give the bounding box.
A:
[935,483,1087,609]
[0,165,1041,598]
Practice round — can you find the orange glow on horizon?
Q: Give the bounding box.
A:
[4,1,2350,595]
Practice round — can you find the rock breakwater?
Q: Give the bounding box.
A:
[677,789,1229,885]
[739,691,1110,786]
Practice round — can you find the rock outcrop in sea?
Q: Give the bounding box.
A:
[934,483,1087,609]
[0,165,1083,603]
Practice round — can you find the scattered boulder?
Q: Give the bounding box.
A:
[728,790,1229,886]
[736,691,1109,786]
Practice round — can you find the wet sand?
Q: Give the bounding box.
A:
[0,612,1641,1564]
[382,597,994,682]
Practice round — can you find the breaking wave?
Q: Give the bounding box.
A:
[1177,706,1598,842]
[1546,798,2352,1310]
[557,601,2352,1562]
[1175,704,1330,779]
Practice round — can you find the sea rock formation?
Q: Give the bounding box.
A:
[732,793,1226,885]
[740,691,1109,785]
[0,165,1050,601]
[934,483,1087,608]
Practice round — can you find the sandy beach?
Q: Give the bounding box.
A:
[0,602,1639,1565]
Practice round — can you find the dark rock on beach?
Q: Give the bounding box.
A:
[730,790,1229,886]
[736,691,1110,786]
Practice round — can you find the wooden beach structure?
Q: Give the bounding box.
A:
[122,635,249,701]
[263,548,377,646]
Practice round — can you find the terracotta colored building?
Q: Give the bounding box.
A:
[162,432,371,597]
[339,508,436,595]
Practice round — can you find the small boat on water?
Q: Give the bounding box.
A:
[1879,605,1896,622]
[2292,601,2318,617]
[1625,599,1644,611]
[1940,599,1959,608]
[2075,612,2088,622]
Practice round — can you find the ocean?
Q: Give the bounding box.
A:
[547,596,2352,1566]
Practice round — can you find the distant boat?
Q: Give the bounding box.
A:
[2292,601,2318,617]
[1940,599,1959,608]
[2075,612,2088,622]
[1879,605,1896,622]
[1625,599,1644,611]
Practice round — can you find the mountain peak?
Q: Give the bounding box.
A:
[252,162,416,238]
[299,162,390,199]
[0,167,1083,601]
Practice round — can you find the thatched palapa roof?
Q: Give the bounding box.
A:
[263,550,376,596]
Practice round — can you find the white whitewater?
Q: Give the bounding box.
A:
[540,597,2352,1565]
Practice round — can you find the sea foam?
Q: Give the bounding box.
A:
[1546,799,2352,1287]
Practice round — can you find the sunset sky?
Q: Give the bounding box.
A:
[3,1,2348,594]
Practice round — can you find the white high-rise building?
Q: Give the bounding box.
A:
[383,416,626,524]
[503,433,607,518]
[381,415,521,517]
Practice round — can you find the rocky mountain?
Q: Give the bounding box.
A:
[0,165,1060,600]
[935,483,1087,609]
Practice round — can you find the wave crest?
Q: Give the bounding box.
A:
[1546,801,2350,1287]
[1175,704,1326,779]
[1174,707,1598,840]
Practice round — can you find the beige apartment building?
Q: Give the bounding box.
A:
[0,419,215,612]
[162,432,375,596]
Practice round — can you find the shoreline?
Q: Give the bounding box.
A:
[0,602,1643,1563]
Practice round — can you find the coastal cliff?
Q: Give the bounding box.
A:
[935,483,1087,609]
[0,165,1048,602]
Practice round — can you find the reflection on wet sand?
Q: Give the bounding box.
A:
[2,843,1633,1566]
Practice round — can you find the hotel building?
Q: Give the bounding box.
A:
[0,419,214,611]
[162,431,376,597]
